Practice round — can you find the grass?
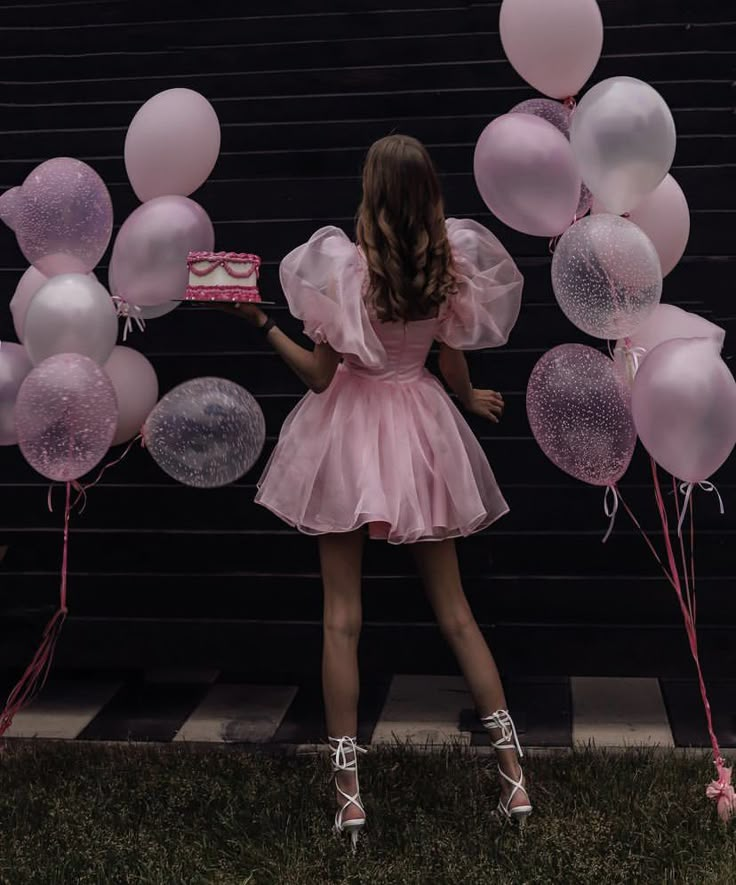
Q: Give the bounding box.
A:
[0,741,733,884]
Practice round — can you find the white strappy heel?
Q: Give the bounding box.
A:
[328,735,368,850]
[480,709,532,825]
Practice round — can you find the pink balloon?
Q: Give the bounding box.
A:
[499,0,604,99]
[15,353,118,481]
[527,344,636,486]
[109,196,215,307]
[509,99,592,219]
[593,174,690,277]
[0,343,33,445]
[104,346,159,445]
[474,114,581,237]
[0,186,22,231]
[14,158,113,276]
[10,266,47,341]
[616,304,725,381]
[125,89,221,202]
[632,338,736,483]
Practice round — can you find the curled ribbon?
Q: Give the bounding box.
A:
[613,342,647,384]
[706,764,736,823]
[677,481,725,537]
[602,484,619,544]
[112,295,146,341]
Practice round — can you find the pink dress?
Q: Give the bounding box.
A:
[255,217,524,544]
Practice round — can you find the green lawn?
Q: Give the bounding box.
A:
[0,741,732,884]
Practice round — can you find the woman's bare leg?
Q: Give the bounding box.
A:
[319,530,365,821]
[412,538,527,809]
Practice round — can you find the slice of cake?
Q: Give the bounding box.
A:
[184,251,262,302]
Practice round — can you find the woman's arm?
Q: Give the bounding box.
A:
[438,343,504,423]
[228,303,341,394]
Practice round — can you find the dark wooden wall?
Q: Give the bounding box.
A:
[0,0,733,679]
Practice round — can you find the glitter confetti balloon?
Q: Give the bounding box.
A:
[14,158,113,276]
[0,186,22,231]
[527,344,637,486]
[23,273,119,366]
[143,377,266,488]
[551,214,662,340]
[15,353,118,481]
[0,343,33,445]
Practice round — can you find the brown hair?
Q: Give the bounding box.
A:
[356,135,457,323]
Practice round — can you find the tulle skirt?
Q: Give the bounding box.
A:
[255,366,509,544]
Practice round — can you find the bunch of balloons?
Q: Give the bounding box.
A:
[0,88,265,490]
[473,0,735,506]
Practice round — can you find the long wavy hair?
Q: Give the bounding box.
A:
[356,135,457,322]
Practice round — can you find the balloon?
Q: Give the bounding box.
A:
[15,353,118,482]
[0,186,22,231]
[143,378,265,488]
[510,98,572,135]
[593,174,690,277]
[0,343,33,445]
[14,157,113,275]
[499,0,603,99]
[10,266,47,341]
[632,338,736,483]
[527,344,636,486]
[474,114,581,236]
[615,304,725,382]
[571,77,677,214]
[509,98,593,219]
[124,89,221,202]
[104,346,159,445]
[109,196,214,307]
[23,273,118,366]
[551,214,662,340]
[107,262,180,322]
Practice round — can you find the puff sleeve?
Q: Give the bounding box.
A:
[278,226,384,367]
[437,217,523,349]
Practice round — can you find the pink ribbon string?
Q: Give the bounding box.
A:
[602,484,619,544]
[0,481,72,739]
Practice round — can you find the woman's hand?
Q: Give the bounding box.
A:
[463,388,504,423]
[212,301,268,327]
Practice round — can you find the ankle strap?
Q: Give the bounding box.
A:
[328,735,367,771]
[480,709,524,758]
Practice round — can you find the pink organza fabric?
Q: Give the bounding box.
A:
[255,218,523,544]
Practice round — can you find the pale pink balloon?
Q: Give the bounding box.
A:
[125,89,221,202]
[109,196,215,307]
[474,114,581,237]
[527,344,636,486]
[593,175,690,277]
[104,346,159,445]
[616,304,725,382]
[0,186,22,231]
[0,343,33,445]
[632,338,736,483]
[15,353,118,481]
[499,0,604,99]
[10,266,47,341]
[15,157,113,276]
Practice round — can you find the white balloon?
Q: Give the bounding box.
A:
[571,77,676,214]
[24,273,118,366]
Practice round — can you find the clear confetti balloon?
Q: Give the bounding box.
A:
[0,343,33,445]
[15,353,118,481]
[527,344,636,486]
[551,214,662,340]
[14,158,113,276]
[23,273,119,366]
[143,377,266,488]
